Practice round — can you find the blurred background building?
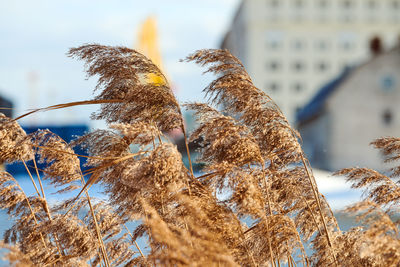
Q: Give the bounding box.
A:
[221,0,400,123]
[0,93,13,118]
[297,40,400,172]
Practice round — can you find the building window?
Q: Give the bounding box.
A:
[293,61,305,72]
[292,82,304,92]
[339,32,356,50]
[294,0,304,8]
[268,82,280,92]
[267,61,280,71]
[381,75,396,92]
[316,40,328,51]
[266,31,284,50]
[341,41,353,50]
[318,0,328,8]
[269,0,279,8]
[341,0,353,9]
[293,40,305,50]
[267,40,281,50]
[316,62,329,72]
[382,110,393,125]
[367,0,377,9]
[391,0,400,9]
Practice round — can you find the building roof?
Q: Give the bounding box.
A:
[296,44,400,126]
[296,66,353,125]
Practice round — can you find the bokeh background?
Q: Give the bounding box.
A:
[0,0,240,127]
[1,0,400,233]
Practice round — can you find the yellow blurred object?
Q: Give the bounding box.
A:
[145,73,166,86]
[137,16,167,86]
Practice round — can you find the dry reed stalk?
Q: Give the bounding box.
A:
[122,223,146,260]
[22,170,64,259]
[185,49,339,265]
[78,173,110,267]
[0,172,48,250]
[0,44,398,266]
[33,130,111,266]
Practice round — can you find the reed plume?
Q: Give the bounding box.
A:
[0,44,398,266]
[332,137,400,266]
[185,49,339,265]
[67,44,183,132]
[0,114,33,163]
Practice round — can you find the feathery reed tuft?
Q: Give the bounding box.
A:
[68,44,183,132]
[0,44,398,266]
[0,114,33,163]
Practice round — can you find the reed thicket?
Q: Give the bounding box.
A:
[0,44,399,266]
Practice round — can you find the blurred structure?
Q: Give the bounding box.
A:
[6,124,89,175]
[0,93,13,171]
[221,0,400,122]
[136,15,182,129]
[0,93,13,118]
[137,16,163,69]
[296,39,400,172]
[136,16,192,148]
[136,16,168,87]
[135,16,202,169]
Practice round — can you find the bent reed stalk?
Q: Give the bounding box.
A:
[0,44,398,266]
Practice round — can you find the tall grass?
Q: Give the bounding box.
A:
[0,44,399,266]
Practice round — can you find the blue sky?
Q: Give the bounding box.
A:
[0,0,240,125]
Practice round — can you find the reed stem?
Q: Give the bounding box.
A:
[22,160,64,257]
[300,154,338,266]
[79,172,110,267]
[22,160,41,197]
[123,224,146,260]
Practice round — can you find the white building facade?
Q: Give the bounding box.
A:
[221,0,400,122]
[297,46,400,172]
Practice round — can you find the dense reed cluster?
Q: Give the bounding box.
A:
[0,44,398,266]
